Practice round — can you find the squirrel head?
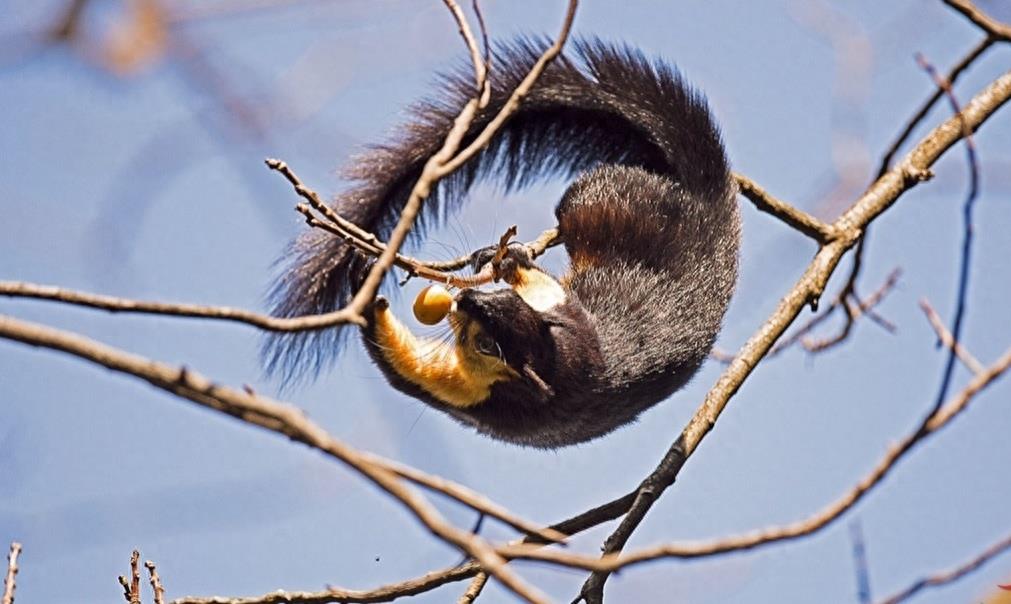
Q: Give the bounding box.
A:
[453,288,556,400]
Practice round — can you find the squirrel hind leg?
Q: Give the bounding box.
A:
[556,165,685,271]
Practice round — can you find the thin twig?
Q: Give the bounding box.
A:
[915,51,981,416]
[172,487,639,604]
[118,550,142,604]
[774,268,902,356]
[442,0,489,106]
[734,173,836,242]
[837,33,999,385]
[269,157,484,286]
[761,32,1003,362]
[360,454,567,544]
[876,532,1011,604]
[713,268,900,367]
[918,299,983,374]
[0,281,365,330]
[0,222,560,325]
[877,36,994,177]
[268,158,559,288]
[146,561,166,604]
[942,0,1011,41]
[850,521,872,604]
[471,0,491,106]
[2,543,20,604]
[172,566,479,604]
[346,0,579,323]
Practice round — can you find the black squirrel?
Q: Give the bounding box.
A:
[265,39,740,448]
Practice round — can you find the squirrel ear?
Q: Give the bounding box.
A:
[521,363,554,400]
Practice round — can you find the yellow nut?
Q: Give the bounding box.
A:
[413,284,453,325]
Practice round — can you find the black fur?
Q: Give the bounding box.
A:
[265,38,740,446]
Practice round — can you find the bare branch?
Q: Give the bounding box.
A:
[878,36,995,176]
[850,521,873,604]
[914,51,982,417]
[457,573,489,604]
[876,533,1011,604]
[919,298,984,374]
[734,173,836,242]
[360,454,566,544]
[442,0,489,106]
[118,550,142,604]
[790,26,1000,379]
[0,281,365,331]
[146,560,166,604]
[572,68,1011,602]
[2,543,21,604]
[502,340,1011,572]
[1,208,559,327]
[172,566,477,604]
[173,485,639,604]
[346,0,579,322]
[942,0,1011,41]
[767,268,901,358]
[267,158,559,288]
[0,313,558,604]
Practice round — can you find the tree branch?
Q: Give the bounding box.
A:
[146,560,166,604]
[1,543,20,604]
[942,0,1011,41]
[502,340,1011,571]
[266,158,560,288]
[172,487,640,604]
[172,566,478,604]
[0,313,560,603]
[571,67,1011,603]
[919,298,983,374]
[876,533,1011,604]
[344,0,578,323]
[734,173,836,242]
[914,50,982,416]
[0,281,367,331]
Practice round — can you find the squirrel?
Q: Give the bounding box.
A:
[265,39,740,448]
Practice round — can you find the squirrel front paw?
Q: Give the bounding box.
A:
[369,295,390,313]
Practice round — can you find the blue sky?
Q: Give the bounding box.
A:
[2,1,1011,603]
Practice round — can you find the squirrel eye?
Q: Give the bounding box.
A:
[473,333,498,356]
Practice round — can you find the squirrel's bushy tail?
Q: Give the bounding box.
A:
[264,38,737,385]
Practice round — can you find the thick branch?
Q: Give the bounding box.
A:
[573,68,1011,602]
[0,313,557,603]
[505,341,1011,571]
